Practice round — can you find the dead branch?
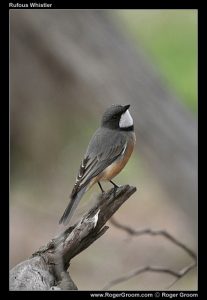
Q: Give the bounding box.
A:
[102,263,196,290]
[110,218,196,260]
[102,217,197,290]
[9,185,136,291]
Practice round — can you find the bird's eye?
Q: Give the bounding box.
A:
[112,114,118,119]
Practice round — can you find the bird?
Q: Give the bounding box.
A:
[59,104,136,225]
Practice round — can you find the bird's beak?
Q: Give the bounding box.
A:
[123,104,130,112]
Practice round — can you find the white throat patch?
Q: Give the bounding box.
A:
[119,109,133,128]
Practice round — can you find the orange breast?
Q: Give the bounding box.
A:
[100,139,135,181]
[87,133,136,190]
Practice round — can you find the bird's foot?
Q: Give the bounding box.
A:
[109,180,120,198]
[98,181,105,194]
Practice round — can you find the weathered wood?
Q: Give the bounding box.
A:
[9,185,136,291]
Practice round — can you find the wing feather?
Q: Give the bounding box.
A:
[71,128,126,196]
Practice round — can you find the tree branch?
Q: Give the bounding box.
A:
[102,217,197,290]
[110,218,196,260]
[9,185,136,291]
[102,263,196,290]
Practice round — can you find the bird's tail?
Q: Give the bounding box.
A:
[59,185,88,225]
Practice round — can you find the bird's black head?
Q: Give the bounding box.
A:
[101,105,134,131]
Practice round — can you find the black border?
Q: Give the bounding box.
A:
[7,3,201,298]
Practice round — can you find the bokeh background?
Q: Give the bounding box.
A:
[10,9,197,290]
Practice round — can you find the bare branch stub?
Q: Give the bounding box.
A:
[40,185,137,269]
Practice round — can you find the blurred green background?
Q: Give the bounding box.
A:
[118,10,197,112]
[10,9,197,291]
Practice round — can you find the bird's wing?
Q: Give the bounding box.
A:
[59,129,126,225]
[71,128,126,197]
